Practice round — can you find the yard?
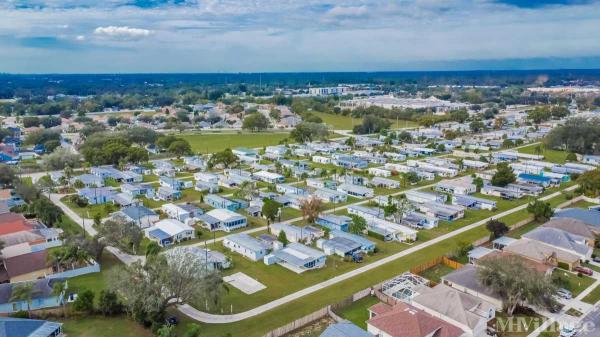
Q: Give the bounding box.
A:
[419,263,456,283]
[180,132,290,153]
[582,284,600,304]
[336,295,379,329]
[61,196,119,219]
[494,312,547,337]
[552,269,595,297]
[311,111,419,130]
[517,144,568,164]
[60,316,153,337]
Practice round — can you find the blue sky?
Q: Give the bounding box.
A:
[1,0,599,73]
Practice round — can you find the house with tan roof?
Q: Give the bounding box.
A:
[410,284,495,337]
[367,302,465,337]
[503,238,580,270]
[522,227,592,261]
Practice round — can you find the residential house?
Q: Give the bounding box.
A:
[316,214,352,232]
[110,205,159,229]
[156,186,182,201]
[452,195,496,211]
[435,177,476,195]
[194,172,219,184]
[542,218,596,246]
[417,202,465,221]
[321,322,373,337]
[522,227,592,261]
[504,239,581,270]
[410,284,495,337]
[161,203,204,224]
[314,188,347,203]
[369,167,393,177]
[553,208,600,230]
[144,219,194,247]
[253,170,285,184]
[159,177,193,190]
[270,223,324,244]
[205,194,244,211]
[77,187,116,205]
[199,209,247,232]
[121,183,155,199]
[70,174,104,188]
[367,302,464,337]
[405,191,447,204]
[265,243,326,273]
[328,230,376,253]
[0,278,66,313]
[276,183,308,196]
[367,217,418,242]
[337,183,374,199]
[0,250,52,283]
[183,156,207,170]
[370,177,401,189]
[223,233,271,261]
[166,246,230,271]
[0,317,63,337]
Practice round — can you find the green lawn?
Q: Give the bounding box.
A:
[582,284,600,304]
[506,221,539,239]
[517,144,568,164]
[337,296,379,329]
[552,269,595,297]
[311,111,418,130]
[180,132,290,154]
[68,253,121,298]
[60,316,153,337]
[494,312,547,337]
[419,263,456,283]
[61,196,119,219]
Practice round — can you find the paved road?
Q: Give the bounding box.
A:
[578,305,600,337]
[178,184,579,323]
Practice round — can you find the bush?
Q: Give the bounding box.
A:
[73,289,95,314]
[98,290,122,316]
[10,311,29,318]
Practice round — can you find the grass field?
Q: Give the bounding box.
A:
[517,144,568,164]
[337,296,379,329]
[180,132,290,153]
[552,269,595,297]
[61,197,119,219]
[312,111,419,130]
[582,284,600,304]
[419,263,456,283]
[61,316,153,337]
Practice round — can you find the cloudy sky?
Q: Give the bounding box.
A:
[1,0,600,73]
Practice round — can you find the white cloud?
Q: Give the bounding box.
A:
[326,5,369,19]
[75,35,85,41]
[93,26,152,39]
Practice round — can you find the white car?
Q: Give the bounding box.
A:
[560,326,578,337]
[557,288,573,300]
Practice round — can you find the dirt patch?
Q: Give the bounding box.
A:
[283,316,336,337]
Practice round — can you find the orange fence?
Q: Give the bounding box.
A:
[409,256,463,275]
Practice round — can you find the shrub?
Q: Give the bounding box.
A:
[73,289,95,314]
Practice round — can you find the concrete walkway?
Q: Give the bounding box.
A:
[178,184,579,323]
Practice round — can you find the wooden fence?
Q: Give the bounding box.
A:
[409,256,463,275]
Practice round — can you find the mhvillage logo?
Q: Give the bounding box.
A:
[493,316,595,334]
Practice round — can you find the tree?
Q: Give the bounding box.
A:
[450,108,469,123]
[353,115,391,134]
[167,139,192,157]
[262,198,281,228]
[51,281,67,317]
[242,113,270,131]
[527,106,552,123]
[232,181,255,201]
[277,231,289,246]
[30,198,63,226]
[112,253,225,325]
[349,215,367,234]
[290,122,329,143]
[473,176,484,192]
[545,117,600,154]
[527,200,554,222]
[565,152,577,161]
[145,241,162,257]
[469,120,485,133]
[157,325,176,337]
[478,255,558,316]
[183,323,201,337]
[42,147,82,170]
[207,149,239,169]
[299,197,323,224]
[97,220,143,254]
[577,169,600,197]
[98,290,122,316]
[10,282,37,317]
[0,164,17,187]
[486,220,509,240]
[491,162,516,187]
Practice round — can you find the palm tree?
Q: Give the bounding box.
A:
[299,197,323,224]
[10,282,37,317]
[51,281,67,317]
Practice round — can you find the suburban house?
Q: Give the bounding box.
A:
[121,183,155,199]
[316,214,352,232]
[276,183,308,196]
[405,190,447,204]
[0,317,63,337]
[370,177,401,189]
[542,218,596,246]
[253,170,285,184]
[0,250,52,283]
[77,187,116,205]
[367,302,465,337]
[156,186,182,201]
[480,185,522,200]
[441,264,504,310]
[553,208,600,230]
[317,236,362,257]
[264,243,326,273]
[205,194,245,211]
[0,278,66,313]
[410,284,495,337]
[159,177,193,190]
[194,172,219,184]
[435,177,476,195]
[144,219,195,247]
[367,217,418,242]
[161,203,204,224]
[452,194,496,211]
[270,223,325,244]
[314,188,348,203]
[337,183,374,199]
[223,233,271,261]
[183,156,207,170]
[321,322,373,337]
[166,246,230,271]
[417,202,465,221]
[109,205,159,229]
[199,209,248,232]
[70,174,104,188]
[503,239,581,270]
[522,227,592,261]
[328,230,376,253]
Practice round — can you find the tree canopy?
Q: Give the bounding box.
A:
[491,162,516,187]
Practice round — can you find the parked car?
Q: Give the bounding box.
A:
[549,303,564,313]
[166,316,179,326]
[593,257,600,263]
[559,326,578,337]
[557,288,572,300]
[574,266,593,276]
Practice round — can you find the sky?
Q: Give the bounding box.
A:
[1,0,600,73]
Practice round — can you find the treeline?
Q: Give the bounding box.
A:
[545,117,600,155]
